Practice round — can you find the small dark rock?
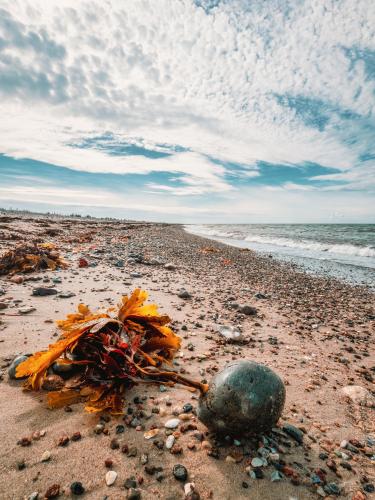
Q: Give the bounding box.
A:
[32,287,58,296]
[173,464,188,481]
[127,489,141,500]
[124,477,137,489]
[70,482,85,495]
[17,459,26,470]
[324,482,341,496]
[183,403,193,413]
[282,424,304,444]
[238,305,257,316]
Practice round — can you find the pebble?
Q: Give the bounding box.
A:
[124,477,137,489]
[164,418,180,429]
[41,451,51,462]
[271,470,284,482]
[8,355,29,379]
[164,263,176,270]
[173,464,188,481]
[18,306,36,314]
[94,424,105,434]
[251,457,264,468]
[32,287,58,296]
[127,488,141,499]
[341,385,374,407]
[105,470,117,486]
[324,482,341,495]
[165,434,175,449]
[52,361,76,376]
[58,292,76,298]
[42,374,64,391]
[178,289,192,299]
[44,484,60,498]
[282,423,304,444]
[28,493,39,500]
[70,482,85,495]
[182,403,193,413]
[144,428,159,439]
[217,325,243,342]
[238,305,257,316]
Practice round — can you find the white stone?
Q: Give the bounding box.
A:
[341,385,375,407]
[165,435,175,449]
[164,418,180,429]
[41,451,51,462]
[105,470,117,486]
[217,325,243,342]
[184,483,195,495]
[18,307,36,315]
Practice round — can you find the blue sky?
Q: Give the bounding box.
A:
[0,0,374,222]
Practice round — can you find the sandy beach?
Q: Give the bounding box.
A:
[0,213,374,500]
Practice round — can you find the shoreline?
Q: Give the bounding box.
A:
[183,225,375,291]
[0,214,374,499]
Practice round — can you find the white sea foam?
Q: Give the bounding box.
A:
[185,225,375,258]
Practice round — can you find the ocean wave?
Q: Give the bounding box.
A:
[185,225,375,258]
[243,235,375,258]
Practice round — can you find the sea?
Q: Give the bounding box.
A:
[184,224,375,289]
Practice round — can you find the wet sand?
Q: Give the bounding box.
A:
[0,213,374,500]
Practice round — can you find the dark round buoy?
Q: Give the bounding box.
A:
[197,360,285,435]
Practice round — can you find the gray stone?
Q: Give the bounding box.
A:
[238,305,258,316]
[58,292,76,298]
[8,355,29,379]
[52,360,77,377]
[282,423,304,444]
[32,287,58,296]
[198,360,285,435]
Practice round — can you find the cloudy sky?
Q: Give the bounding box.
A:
[0,0,374,222]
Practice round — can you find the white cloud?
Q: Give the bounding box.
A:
[0,0,374,206]
[0,183,373,223]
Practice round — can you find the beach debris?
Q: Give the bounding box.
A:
[15,288,207,414]
[0,242,67,275]
[78,257,89,268]
[216,325,243,343]
[197,360,285,435]
[199,247,219,254]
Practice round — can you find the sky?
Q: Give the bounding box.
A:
[0,0,374,223]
